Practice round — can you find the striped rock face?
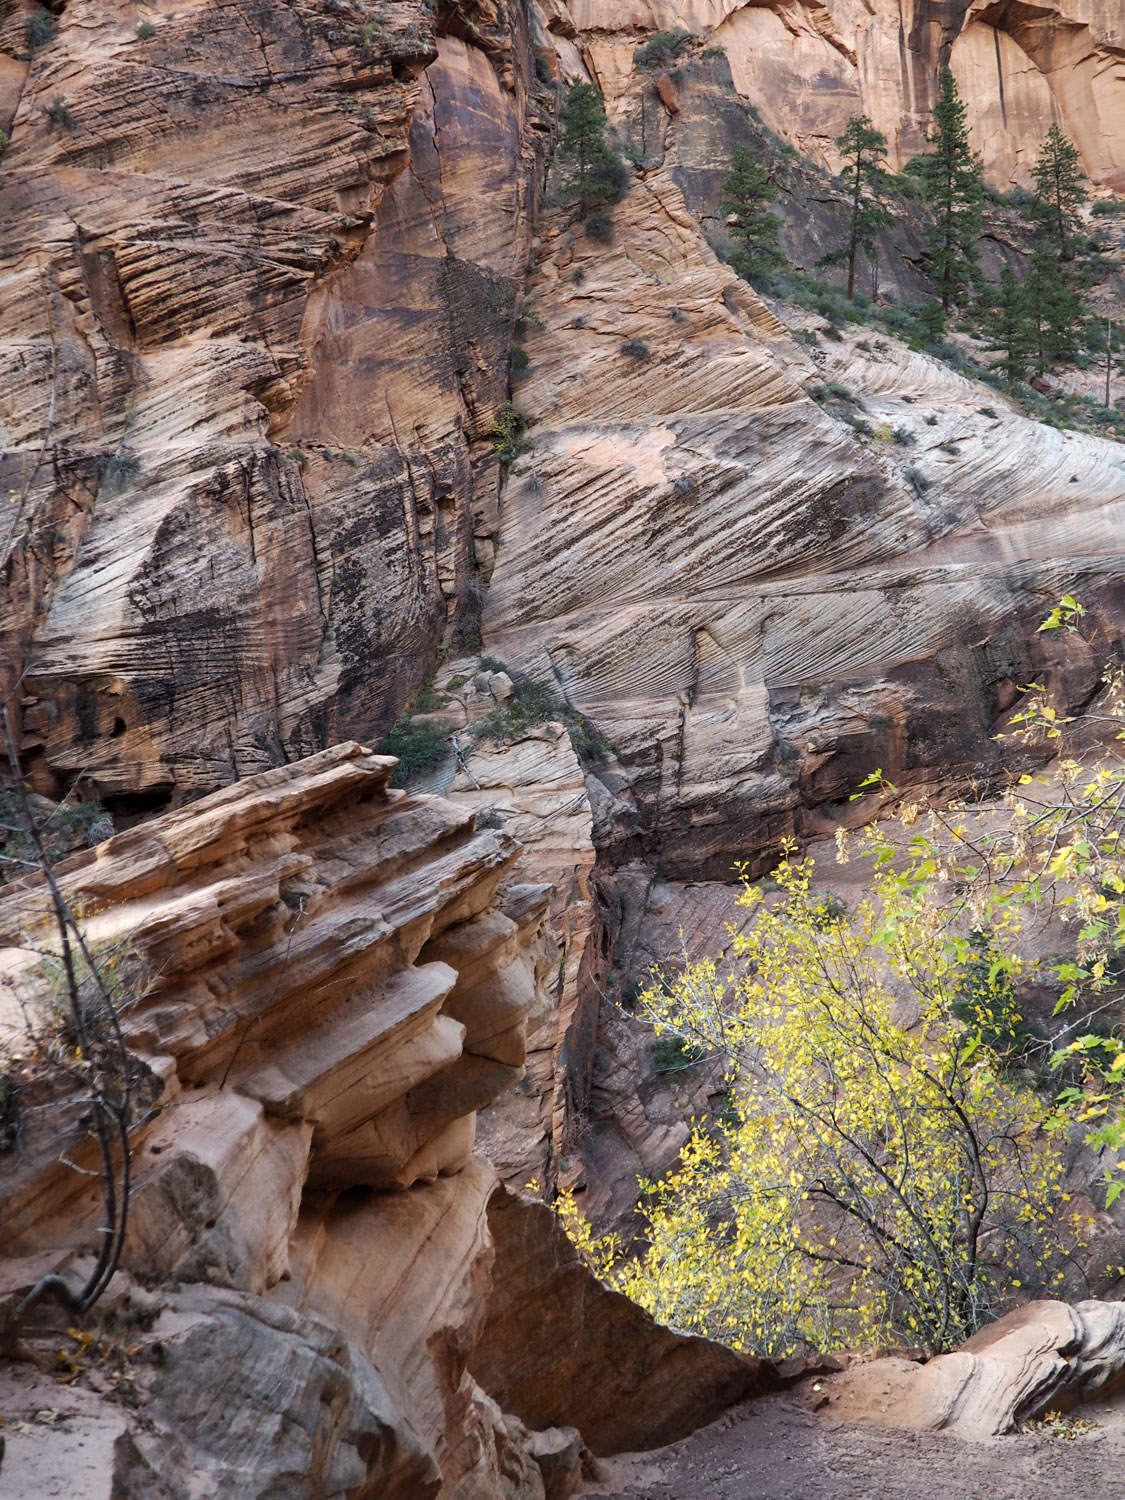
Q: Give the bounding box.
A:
[581,0,1125,191]
[484,171,1125,877]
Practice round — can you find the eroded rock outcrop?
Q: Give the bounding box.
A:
[580,0,1125,190]
[832,1299,1125,1438]
[0,0,549,802]
[485,170,1125,878]
[472,1183,766,1453]
[0,744,758,1497]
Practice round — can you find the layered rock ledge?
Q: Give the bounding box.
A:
[0,745,764,1498]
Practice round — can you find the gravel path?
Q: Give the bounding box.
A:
[585,1387,1125,1500]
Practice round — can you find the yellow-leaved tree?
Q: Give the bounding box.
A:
[606,852,1086,1356]
[559,597,1125,1357]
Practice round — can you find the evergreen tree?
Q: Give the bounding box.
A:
[556,82,628,218]
[915,68,984,313]
[835,115,889,301]
[1023,242,1084,372]
[1032,124,1086,263]
[982,268,1034,382]
[719,143,783,282]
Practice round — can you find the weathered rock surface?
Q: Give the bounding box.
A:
[0,745,761,1498]
[0,0,548,803]
[471,1183,769,1454]
[829,1300,1125,1438]
[485,172,1125,878]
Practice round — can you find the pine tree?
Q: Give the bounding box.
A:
[556,82,628,219]
[1023,242,1084,372]
[719,143,783,283]
[916,68,984,313]
[1032,124,1086,263]
[835,115,889,301]
[982,268,1034,382]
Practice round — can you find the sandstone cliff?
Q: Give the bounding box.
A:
[582,0,1125,190]
[0,0,549,802]
[0,745,763,1498]
[6,0,1123,820]
[485,170,1125,881]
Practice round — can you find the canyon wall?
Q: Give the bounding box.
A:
[3,0,1125,1322]
[581,0,1125,189]
[485,172,1125,879]
[0,745,763,1497]
[4,0,1123,821]
[0,0,548,804]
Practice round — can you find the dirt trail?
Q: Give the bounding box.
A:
[585,1387,1125,1500]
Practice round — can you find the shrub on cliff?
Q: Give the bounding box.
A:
[572,847,1088,1357]
[375,717,449,787]
[633,29,693,71]
[555,82,629,219]
[26,6,57,51]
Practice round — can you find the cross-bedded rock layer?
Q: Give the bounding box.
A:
[485,170,1125,878]
[0,0,548,802]
[0,744,762,1498]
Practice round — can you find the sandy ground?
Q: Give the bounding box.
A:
[584,1384,1125,1500]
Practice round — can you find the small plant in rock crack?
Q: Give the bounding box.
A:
[102,451,142,492]
[904,464,929,495]
[620,338,651,360]
[44,98,76,130]
[136,22,158,40]
[489,403,532,465]
[26,7,57,50]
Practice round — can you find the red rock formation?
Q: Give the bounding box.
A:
[0,745,756,1497]
[0,0,548,802]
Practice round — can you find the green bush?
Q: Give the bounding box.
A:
[652,1033,706,1073]
[490,403,532,464]
[136,22,158,39]
[375,718,449,788]
[634,29,693,70]
[585,209,613,243]
[620,338,650,360]
[26,7,57,50]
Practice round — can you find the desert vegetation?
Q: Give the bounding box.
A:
[561,600,1125,1357]
[715,69,1124,423]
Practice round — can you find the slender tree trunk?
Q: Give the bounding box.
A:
[847,163,861,301]
[942,158,954,313]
